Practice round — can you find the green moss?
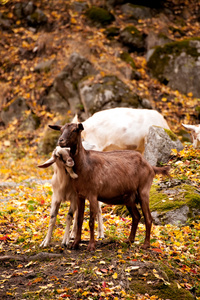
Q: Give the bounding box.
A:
[184,185,200,209]
[125,25,139,34]
[150,184,200,214]
[120,52,136,69]
[156,282,193,299]
[149,185,182,213]
[160,264,176,280]
[195,106,200,112]
[85,6,115,26]
[123,25,141,37]
[129,279,193,299]
[164,128,178,141]
[105,26,120,40]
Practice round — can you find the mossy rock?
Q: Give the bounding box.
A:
[150,183,200,225]
[128,261,194,299]
[147,38,200,96]
[120,25,146,52]
[114,183,200,225]
[85,6,115,26]
[120,52,136,69]
[105,26,120,40]
[164,128,178,141]
[150,183,200,213]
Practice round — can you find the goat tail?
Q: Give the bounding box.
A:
[153,165,171,177]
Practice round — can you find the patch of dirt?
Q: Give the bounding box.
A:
[0,240,195,300]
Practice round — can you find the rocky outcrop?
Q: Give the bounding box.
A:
[147,39,200,97]
[144,126,183,166]
[40,52,146,117]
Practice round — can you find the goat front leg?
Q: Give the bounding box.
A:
[88,196,98,251]
[71,201,104,240]
[71,197,85,249]
[70,209,78,239]
[61,200,77,247]
[40,196,61,247]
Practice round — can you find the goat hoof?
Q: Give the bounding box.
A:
[71,241,80,250]
[125,239,133,246]
[61,243,69,249]
[141,243,150,250]
[40,241,49,248]
[87,243,96,252]
[97,234,105,239]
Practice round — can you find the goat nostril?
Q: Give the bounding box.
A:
[59,138,64,142]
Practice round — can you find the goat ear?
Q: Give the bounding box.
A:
[49,125,62,131]
[38,157,55,168]
[77,123,84,131]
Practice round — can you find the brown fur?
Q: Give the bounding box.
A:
[50,123,170,251]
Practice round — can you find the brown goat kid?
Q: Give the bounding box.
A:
[49,123,170,251]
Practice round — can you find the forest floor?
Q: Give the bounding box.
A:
[0,142,200,300]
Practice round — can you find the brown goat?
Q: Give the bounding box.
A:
[49,123,170,251]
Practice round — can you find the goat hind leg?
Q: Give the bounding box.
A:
[126,203,141,244]
[139,194,152,249]
[97,201,104,239]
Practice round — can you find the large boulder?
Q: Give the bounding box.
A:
[144,126,183,166]
[147,39,200,97]
[78,75,142,115]
[40,52,97,115]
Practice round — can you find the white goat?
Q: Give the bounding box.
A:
[39,146,104,247]
[182,123,200,148]
[76,107,170,154]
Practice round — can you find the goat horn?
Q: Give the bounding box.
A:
[38,156,55,168]
[71,114,79,124]
[182,124,196,131]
